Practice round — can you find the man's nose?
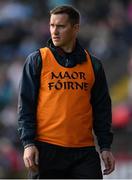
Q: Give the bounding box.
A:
[53,26,59,35]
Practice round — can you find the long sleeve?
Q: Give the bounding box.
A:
[90,56,113,151]
[17,50,42,147]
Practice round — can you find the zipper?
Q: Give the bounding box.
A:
[65,58,69,67]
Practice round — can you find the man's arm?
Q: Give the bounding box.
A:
[18,50,42,170]
[90,56,115,175]
[18,50,42,147]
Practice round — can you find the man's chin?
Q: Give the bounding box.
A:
[52,41,61,47]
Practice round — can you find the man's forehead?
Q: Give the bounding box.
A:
[50,13,69,22]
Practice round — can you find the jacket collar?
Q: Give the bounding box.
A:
[47,38,87,66]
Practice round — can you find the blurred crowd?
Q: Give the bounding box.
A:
[0,0,132,178]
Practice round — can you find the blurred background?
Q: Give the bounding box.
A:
[0,0,132,178]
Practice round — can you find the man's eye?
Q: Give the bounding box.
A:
[50,24,54,27]
[58,25,65,28]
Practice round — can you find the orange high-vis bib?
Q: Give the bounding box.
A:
[36,47,95,147]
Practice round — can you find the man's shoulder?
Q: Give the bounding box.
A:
[27,50,40,60]
[88,53,102,73]
[25,50,42,72]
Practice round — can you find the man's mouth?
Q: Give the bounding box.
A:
[53,37,60,40]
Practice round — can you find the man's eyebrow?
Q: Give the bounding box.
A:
[50,23,65,26]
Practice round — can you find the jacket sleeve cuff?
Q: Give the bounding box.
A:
[100,148,111,153]
[24,143,35,149]
[22,139,35,147]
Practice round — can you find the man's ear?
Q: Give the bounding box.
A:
[74,24,80,32]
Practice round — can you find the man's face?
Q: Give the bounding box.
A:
[50,13,79,49]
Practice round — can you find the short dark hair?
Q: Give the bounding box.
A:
[50,5,80,25]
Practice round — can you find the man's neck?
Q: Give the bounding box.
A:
[61,40,76,53]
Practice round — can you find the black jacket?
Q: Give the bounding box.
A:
[18,39,113,151]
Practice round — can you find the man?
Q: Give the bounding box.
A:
[18,5,115,179]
